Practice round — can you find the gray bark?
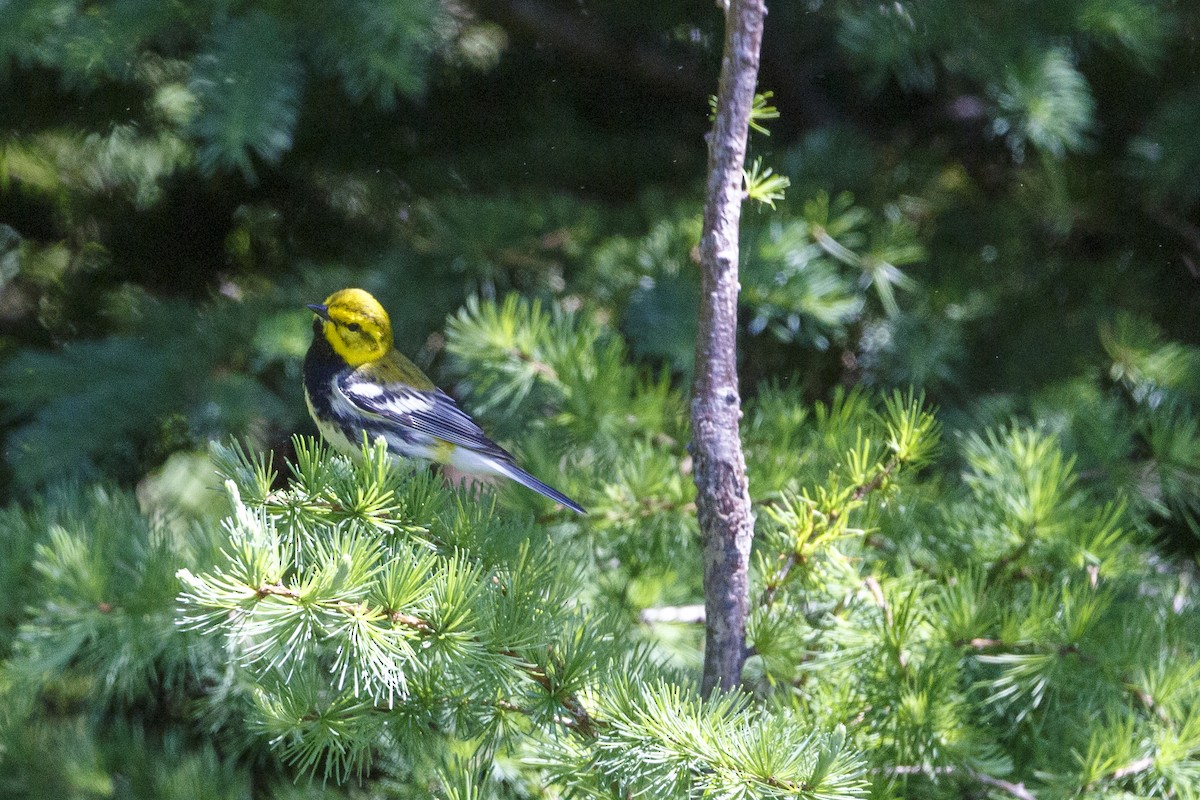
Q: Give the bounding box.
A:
[692,0,764,696]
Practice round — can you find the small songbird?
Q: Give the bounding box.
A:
[303,288,585,514]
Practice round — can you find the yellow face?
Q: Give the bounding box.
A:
[311,288,394,367]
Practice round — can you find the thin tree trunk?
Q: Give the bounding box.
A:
[693,0,764,696]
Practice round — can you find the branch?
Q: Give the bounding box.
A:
[500,648,597,737]
[692,0,765,696]
[252,583,595,735]
[885,765,1037,800]
[639,604,707,624]
[971,773,1037,800]
[758,453,902,609]
[1108,755,1156,783]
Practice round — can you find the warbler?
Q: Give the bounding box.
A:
[303,288,585,514]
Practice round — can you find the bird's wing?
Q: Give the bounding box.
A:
[340,370,512,460]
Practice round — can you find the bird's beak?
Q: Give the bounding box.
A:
[307,303,331,321]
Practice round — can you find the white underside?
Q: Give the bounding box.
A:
[445,445,509,478]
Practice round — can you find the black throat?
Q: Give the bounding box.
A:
[303,319,346,417]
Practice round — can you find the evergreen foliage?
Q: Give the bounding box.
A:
[4,298,1199,796]
[2,0,1200,796]
[0,0,439,177]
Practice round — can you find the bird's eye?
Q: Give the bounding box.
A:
[346,322,362,332]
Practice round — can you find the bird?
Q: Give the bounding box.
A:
[303,288,585,514]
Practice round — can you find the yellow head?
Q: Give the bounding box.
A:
[308,288,394,367]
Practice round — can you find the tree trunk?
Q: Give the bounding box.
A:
[693,0,764,696]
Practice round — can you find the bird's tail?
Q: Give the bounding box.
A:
[494,461,586,515]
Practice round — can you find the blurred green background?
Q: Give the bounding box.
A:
[2,0,1198,509]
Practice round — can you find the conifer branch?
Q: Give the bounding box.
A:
[250,581,595,734]
[692,0,765,697]
[248,582,600,734]
[501,648,597,737]
[759,452,903,608]
[254,583,435,632]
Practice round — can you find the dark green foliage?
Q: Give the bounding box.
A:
[0,0,439,177]
[190,13,303,178]
[0,484,211,702]
[3,0,1200,795]
[0,483,238,798]
[0,295,298,488]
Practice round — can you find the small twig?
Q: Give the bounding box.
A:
[863,575,890,627]
[256,583,302,600]
[501,648,596,737]
[1127,682,1171,724]
[851,456,900,503]
[958,636,1097,667]
[388,611,434,633]
[639,604,707,624]
[961,637,1005,650]
[972,771,1038,800]
[884,764,1037,800]
[1109,755,1156,782]
[887,765,953,775]
[758,455,902,608]
[987,531,1035,582]
[759,552,800,609]
[255,583,434,632]
[506,347,559,381]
